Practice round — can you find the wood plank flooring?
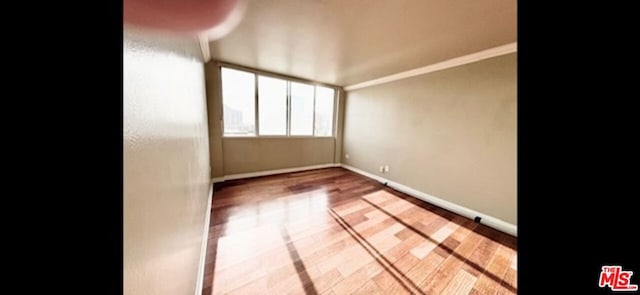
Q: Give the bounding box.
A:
[202,168,517,295]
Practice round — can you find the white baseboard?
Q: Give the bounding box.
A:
[211,177,225,183]
[212,163,341,183]
[195,180,214,295]
[340,164,517,237]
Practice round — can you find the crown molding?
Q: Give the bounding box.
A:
[198,34,211,63]
[344,42,517,91]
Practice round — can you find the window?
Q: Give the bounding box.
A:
[221,67,255,136]
[258,76,287,135]
[221,66,336,137]
[290,82,315,135]
[314,86,335,136]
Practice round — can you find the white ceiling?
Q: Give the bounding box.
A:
[208,0,516,86]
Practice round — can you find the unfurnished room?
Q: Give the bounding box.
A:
[124,0,517,294]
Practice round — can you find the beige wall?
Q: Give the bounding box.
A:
[343,53,516,224]
[124,28,210,295]
[334,89,346,164]
[223,137,334,174]
[204,62,225,177]
[205,61,341,177]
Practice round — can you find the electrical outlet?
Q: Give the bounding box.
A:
[379,166,384,172]
[345,154,350,159]
[384,165,390,172]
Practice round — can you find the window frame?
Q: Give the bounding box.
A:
[219,63,339,138]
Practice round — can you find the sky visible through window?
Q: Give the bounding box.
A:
[258,76,287,135]
[290,82,315,135]
[315,86,335,136]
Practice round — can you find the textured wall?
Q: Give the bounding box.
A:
[343,54,516,224]
[124,28,210,295]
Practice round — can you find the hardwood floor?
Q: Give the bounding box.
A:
[202,168,517,295]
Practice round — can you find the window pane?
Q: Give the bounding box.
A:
[221,67,255,135]
[314,86,335,136]
[258,76,287,135]
[290,82,315,135]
